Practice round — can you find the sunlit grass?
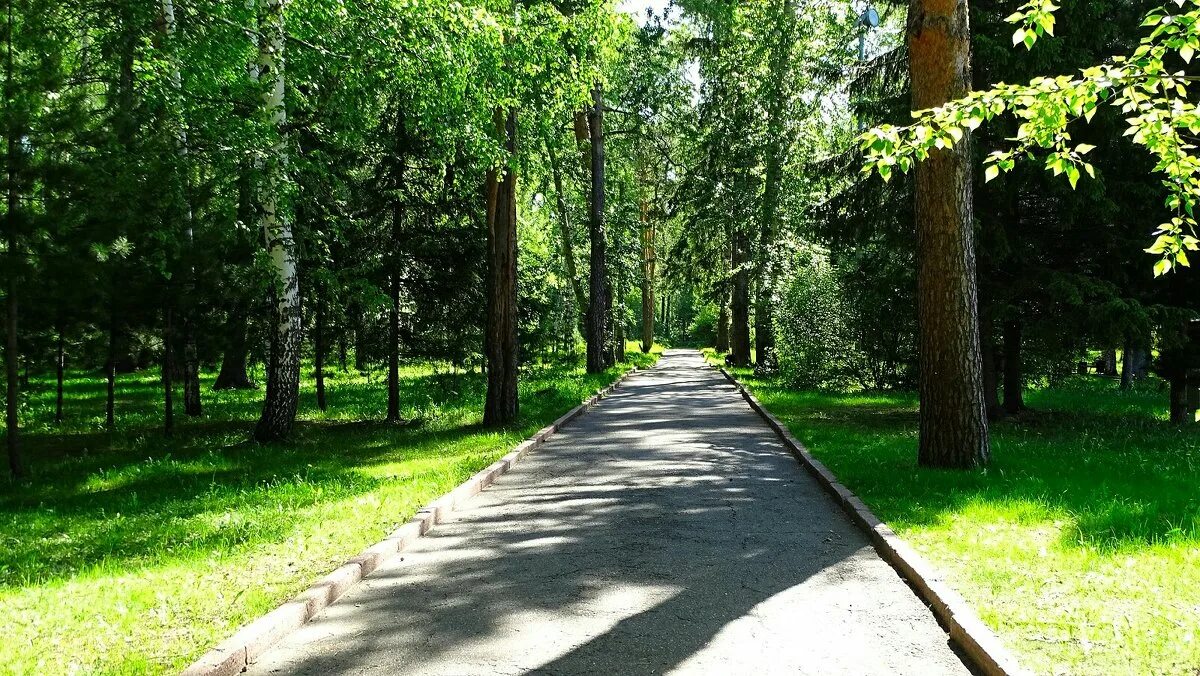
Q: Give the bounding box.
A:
[703,349,1200,674]
[0,350,658,675]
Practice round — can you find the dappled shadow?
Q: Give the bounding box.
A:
[246,351,968,676]
[0,361,629,588]
[746,378,1200,552]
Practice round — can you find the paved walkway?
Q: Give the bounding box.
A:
[247,350,969,675]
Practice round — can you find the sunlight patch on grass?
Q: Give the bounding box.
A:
[715,355,1200,675]
[0,351,658,674]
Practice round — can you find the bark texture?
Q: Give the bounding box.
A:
[484,109,519,426]
[640,191,655,353]
[214,312,254,390]
[586,87,612,374]
[253,0,302,443]
[909,0,990,468]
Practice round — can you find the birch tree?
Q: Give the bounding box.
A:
[252,0,301,443]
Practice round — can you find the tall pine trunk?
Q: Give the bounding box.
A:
[585,87,611,374]
[909,0,990,468]
[484,108,519,426]
[640,192,655,353]
[754,0,795,366]
[252,0,301,443]
[1002,320,1024,415]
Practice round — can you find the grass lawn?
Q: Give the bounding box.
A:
[705,350,1200,675]
[1,346,660,675]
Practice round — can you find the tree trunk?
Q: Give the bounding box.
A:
[730,230,751,366]
[1002,320,1024,415]
[754,0,795,366]
[353,313,367,371]
[909,0,990,468]
[55,324,64,424]
[484,108,519,426]
[214,311,253,389]
[640,194,655,353]
[253,0,301,443]
[338,331,348,372]
[160,0,201,418]
[315,292,327,411]
[1169,374,1190,424]
[162,304,175,437]
[1120,337,1135,391]
[980,311,1002,421]
[386,273,401,422]
[1101,348,1117,376]
[182,321,200,415]
[586,86,612,374]
[545,136,586,322]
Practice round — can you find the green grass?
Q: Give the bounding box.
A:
[703,349,1200,674]
[0,350,658,675]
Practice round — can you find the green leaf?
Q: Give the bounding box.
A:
[985,165,1000,182]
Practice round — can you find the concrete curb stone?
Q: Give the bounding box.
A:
[181,367,642,676]
[716,366,1030,676]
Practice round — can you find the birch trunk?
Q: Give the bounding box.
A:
[253,0,302,443]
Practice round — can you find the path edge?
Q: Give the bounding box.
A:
[181,366,644,676]
[716,366,1030,676]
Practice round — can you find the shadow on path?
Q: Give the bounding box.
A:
[246,351,969,675]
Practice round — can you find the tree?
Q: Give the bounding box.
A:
[585,85,612,374]
[252,0,301,443]
[906,0,991,468]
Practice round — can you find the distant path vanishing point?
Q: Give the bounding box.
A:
[245,349,970,675]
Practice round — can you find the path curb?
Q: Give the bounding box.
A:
[717,367,1030,676]
[181,367,642,676]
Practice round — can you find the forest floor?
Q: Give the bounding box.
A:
[0,347,658,675]
[708,351,1200,675]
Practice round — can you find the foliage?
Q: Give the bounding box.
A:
[861,0,1200,276]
